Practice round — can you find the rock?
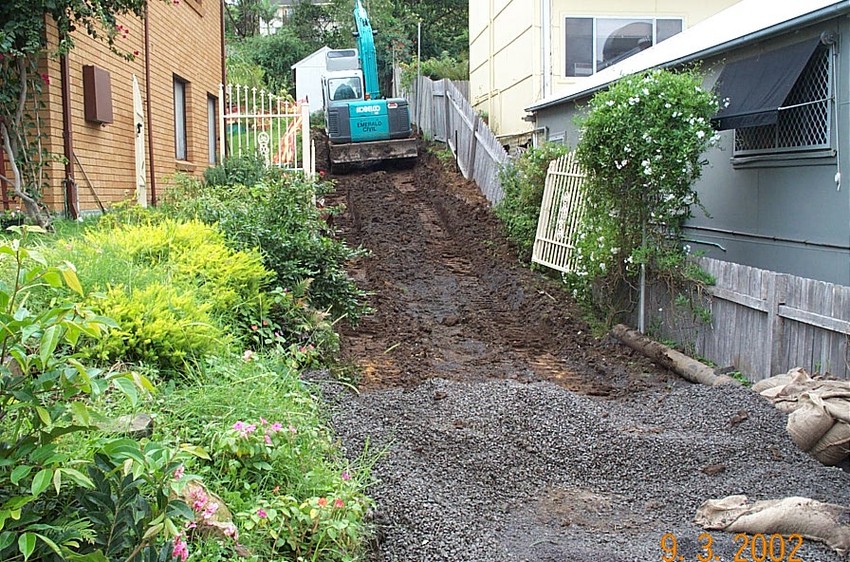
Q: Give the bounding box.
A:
[702,463,726,476]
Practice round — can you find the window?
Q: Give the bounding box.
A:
[732,45,832,155]
[173,76,188,161]
[207,95,217,164]
[565,17,683,77]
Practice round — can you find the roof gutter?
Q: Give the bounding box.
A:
[144,0,157,206]
[528,2,850,112]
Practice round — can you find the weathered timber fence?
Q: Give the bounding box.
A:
[533,153,850,381]
[408,76,507,205]
[647,258,850,381]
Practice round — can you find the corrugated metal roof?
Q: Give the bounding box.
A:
[526,0,849,112]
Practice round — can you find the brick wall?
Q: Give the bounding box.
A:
[36,0,223,215]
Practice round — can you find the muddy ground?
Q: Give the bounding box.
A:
[318,142,850,561]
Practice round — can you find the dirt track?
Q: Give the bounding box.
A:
[320,144,850,562]
[325,147,666,395]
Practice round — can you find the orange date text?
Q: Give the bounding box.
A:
[660,532,805,562]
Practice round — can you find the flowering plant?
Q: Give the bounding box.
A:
[572,68,718,319]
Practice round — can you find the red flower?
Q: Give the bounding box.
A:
[133,50,140,57]
[333,498,344,509]
[317,497,328,508]
[41,73,50,86]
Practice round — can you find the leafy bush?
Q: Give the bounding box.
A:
[572,68,718,323]
[164,172,370,324]
[82,283,228,372]
[494,143,570,262]
[203,153,268,188]
[154,351,375,561]
[0,227,193,561]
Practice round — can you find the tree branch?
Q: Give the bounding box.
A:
[0,121,50,228]
[14,57,29,130]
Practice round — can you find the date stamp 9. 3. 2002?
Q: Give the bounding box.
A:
[660,532,805,562]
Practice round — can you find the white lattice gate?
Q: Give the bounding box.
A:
[218,84,313,176]
[532,152,587,273]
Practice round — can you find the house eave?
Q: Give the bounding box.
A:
[525,1,850,114]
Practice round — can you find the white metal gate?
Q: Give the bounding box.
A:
[532,152,587,273]
[218,84,313,176]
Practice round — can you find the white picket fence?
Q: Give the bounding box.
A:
[218,84,314,176]
[532,152,587,273]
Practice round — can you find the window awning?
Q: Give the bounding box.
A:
[711,37,821,131]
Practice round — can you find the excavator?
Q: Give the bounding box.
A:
[321,0,418,172]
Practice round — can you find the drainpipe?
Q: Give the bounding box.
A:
[144,0,157,206]
[541,0,551,99]
[220,0,226,85]
[488,0,495,127]
[60,54,79,219]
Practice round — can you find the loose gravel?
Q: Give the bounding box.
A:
[323,377,850,562]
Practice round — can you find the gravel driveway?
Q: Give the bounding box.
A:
[319,147,850,561]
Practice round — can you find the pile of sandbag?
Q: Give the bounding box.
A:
[753,368,850,466]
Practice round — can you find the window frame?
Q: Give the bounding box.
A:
[564,16,684,77]
[731,44,834,158]
[174,75,188,162]
[207,94,218,165]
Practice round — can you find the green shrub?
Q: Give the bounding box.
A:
[204,153,268,188]
[572,68,718,323]
[82,282,228,371]
[165,174,370,324]
[0,227,192,561]
[495,143,570,261]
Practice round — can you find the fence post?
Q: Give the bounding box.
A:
[766,273,788,376]
[301,102,311,178]
[468,111,479,181]
[218,83,226,164]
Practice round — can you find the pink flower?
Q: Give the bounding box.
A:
[171,535,189,561]
[242,349,255,362]
[243,424,256,435]
[317,497,328,508]
[334,498,345,509]
[264,434,272,445]
[222,523,238,539]
[256,508,268,519]
[260,417,268,425]
[269,422,283,432]
[288,424,297,434]
[232,421,245,431]
[341,471,351,481]
[173,465,185,480]
[202,501,219,521]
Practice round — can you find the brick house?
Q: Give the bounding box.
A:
[1,0,225,217]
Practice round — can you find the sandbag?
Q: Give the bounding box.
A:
[810,421,850,466]
[695,495,850,555]
[822,397,850,424]
[752,367,808,393]
[786,394,835,452]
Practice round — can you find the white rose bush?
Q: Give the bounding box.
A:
[572,68,719,322]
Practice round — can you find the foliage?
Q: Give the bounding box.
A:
[53,219,282,372]
[203,152,268,188]
[0,226,195,561]
[571,68,719,324]
[494,143,570,262]
[153,352,375,561]
[163,170,371,324]
[224,42,266,90]
[399,51,468,93]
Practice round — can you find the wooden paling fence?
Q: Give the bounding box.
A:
[648,259,850,381]
[532,152,587,273]
[409,76,507,205]
[531,152,850,381]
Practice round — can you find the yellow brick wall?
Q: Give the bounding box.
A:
[37,0,223,215]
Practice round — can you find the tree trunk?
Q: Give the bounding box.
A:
[611,323,736,386]
[0,120,52,229]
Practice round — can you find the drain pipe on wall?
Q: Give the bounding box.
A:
[60,54,79,219]
[144,1,157,206]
